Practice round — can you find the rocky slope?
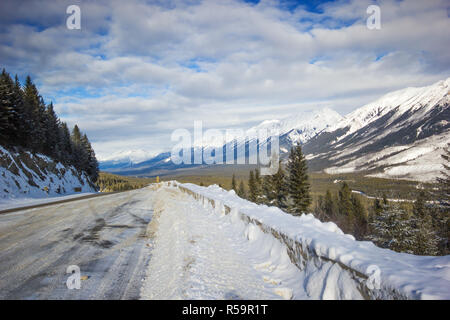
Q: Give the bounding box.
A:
[0,146,97,200]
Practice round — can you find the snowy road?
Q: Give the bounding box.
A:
[0,187,155,299]
[0,184,306,300]
[140,186,306,300]
[3,183,446,300]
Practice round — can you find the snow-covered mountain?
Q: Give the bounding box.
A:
[98,149,159,171]
[100,108,342,173]
[247,107,343,145]
[303,78,450,182]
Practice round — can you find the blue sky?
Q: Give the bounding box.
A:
[0,0,449,160]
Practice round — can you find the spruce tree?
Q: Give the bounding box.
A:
[231,174,237,192]
[254,168,263,204]
[286,145,311,215]
[0,69,15,144]
[412,190,439,255]
[369,204,416,254]
[324,189,336,219]
[237,180,246,199]
[262,174,273,205]
[43,103,60,158]
[270,162,288,210]
[248,170,257,202]
[436,143,450,206]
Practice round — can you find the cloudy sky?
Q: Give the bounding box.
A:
[0,0,449,160]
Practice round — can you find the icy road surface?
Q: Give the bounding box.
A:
[0,187,154,299]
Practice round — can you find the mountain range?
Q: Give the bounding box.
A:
[100,78,449,182]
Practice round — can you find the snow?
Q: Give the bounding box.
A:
[246,107,343,145]
[0,146,96,203]
[0,192,95,211]
[325,131,449,182]
[326,77,450,140]
[97,149,159,164]
[169,182,450,300]
[140,184,363,299]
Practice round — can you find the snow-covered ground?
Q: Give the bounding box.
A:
[0,146,97,202]
[0,192,96,211]
[140,186,307,299]
[158,183,450,300]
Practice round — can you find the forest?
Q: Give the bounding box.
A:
[0,68,99,182]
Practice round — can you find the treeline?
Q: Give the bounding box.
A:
[230,144,449,256]
[232,145,311,215]
[0,68,99,182]
[96,172,153,192]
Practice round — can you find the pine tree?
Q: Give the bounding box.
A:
[324,189,336,219]
[338,182,354,216]
[270,162,288,210]
[436,143,450,206]
[237,180,246,199]
[248,170,257,202]
[231,174,237,192]
[254,168,263,204]
[369,204,417,254]
[23,75,46,151]
[286,145,311,215]
[0,69,15,144]
[81,134,99,182]
[351,194,368,239]
[412,190,439,255]
[43,102,60,158]
[58,122,73,163]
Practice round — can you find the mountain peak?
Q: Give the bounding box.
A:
[326,77,449,138]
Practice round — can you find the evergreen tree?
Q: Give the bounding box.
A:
[248,170,257,202]
[43,103,60,158]
[286,145,311,215]
[0,69,15,144]
[237,180,246,199]
[369,204,417,254]
[23,75,46,151]
[254,168,263,203]
[338,183,353,215]
[412,190,439,255]
[436,143,450,206]
[351,194,368,239]
[324,189,336,219]
[58,122,73,163]
[231,174,237,192]
[269,162,288,210]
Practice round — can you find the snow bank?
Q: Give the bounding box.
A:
[175,182,450,300]
[0,146,97,203]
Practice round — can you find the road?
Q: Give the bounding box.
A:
[0,187,155,299]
